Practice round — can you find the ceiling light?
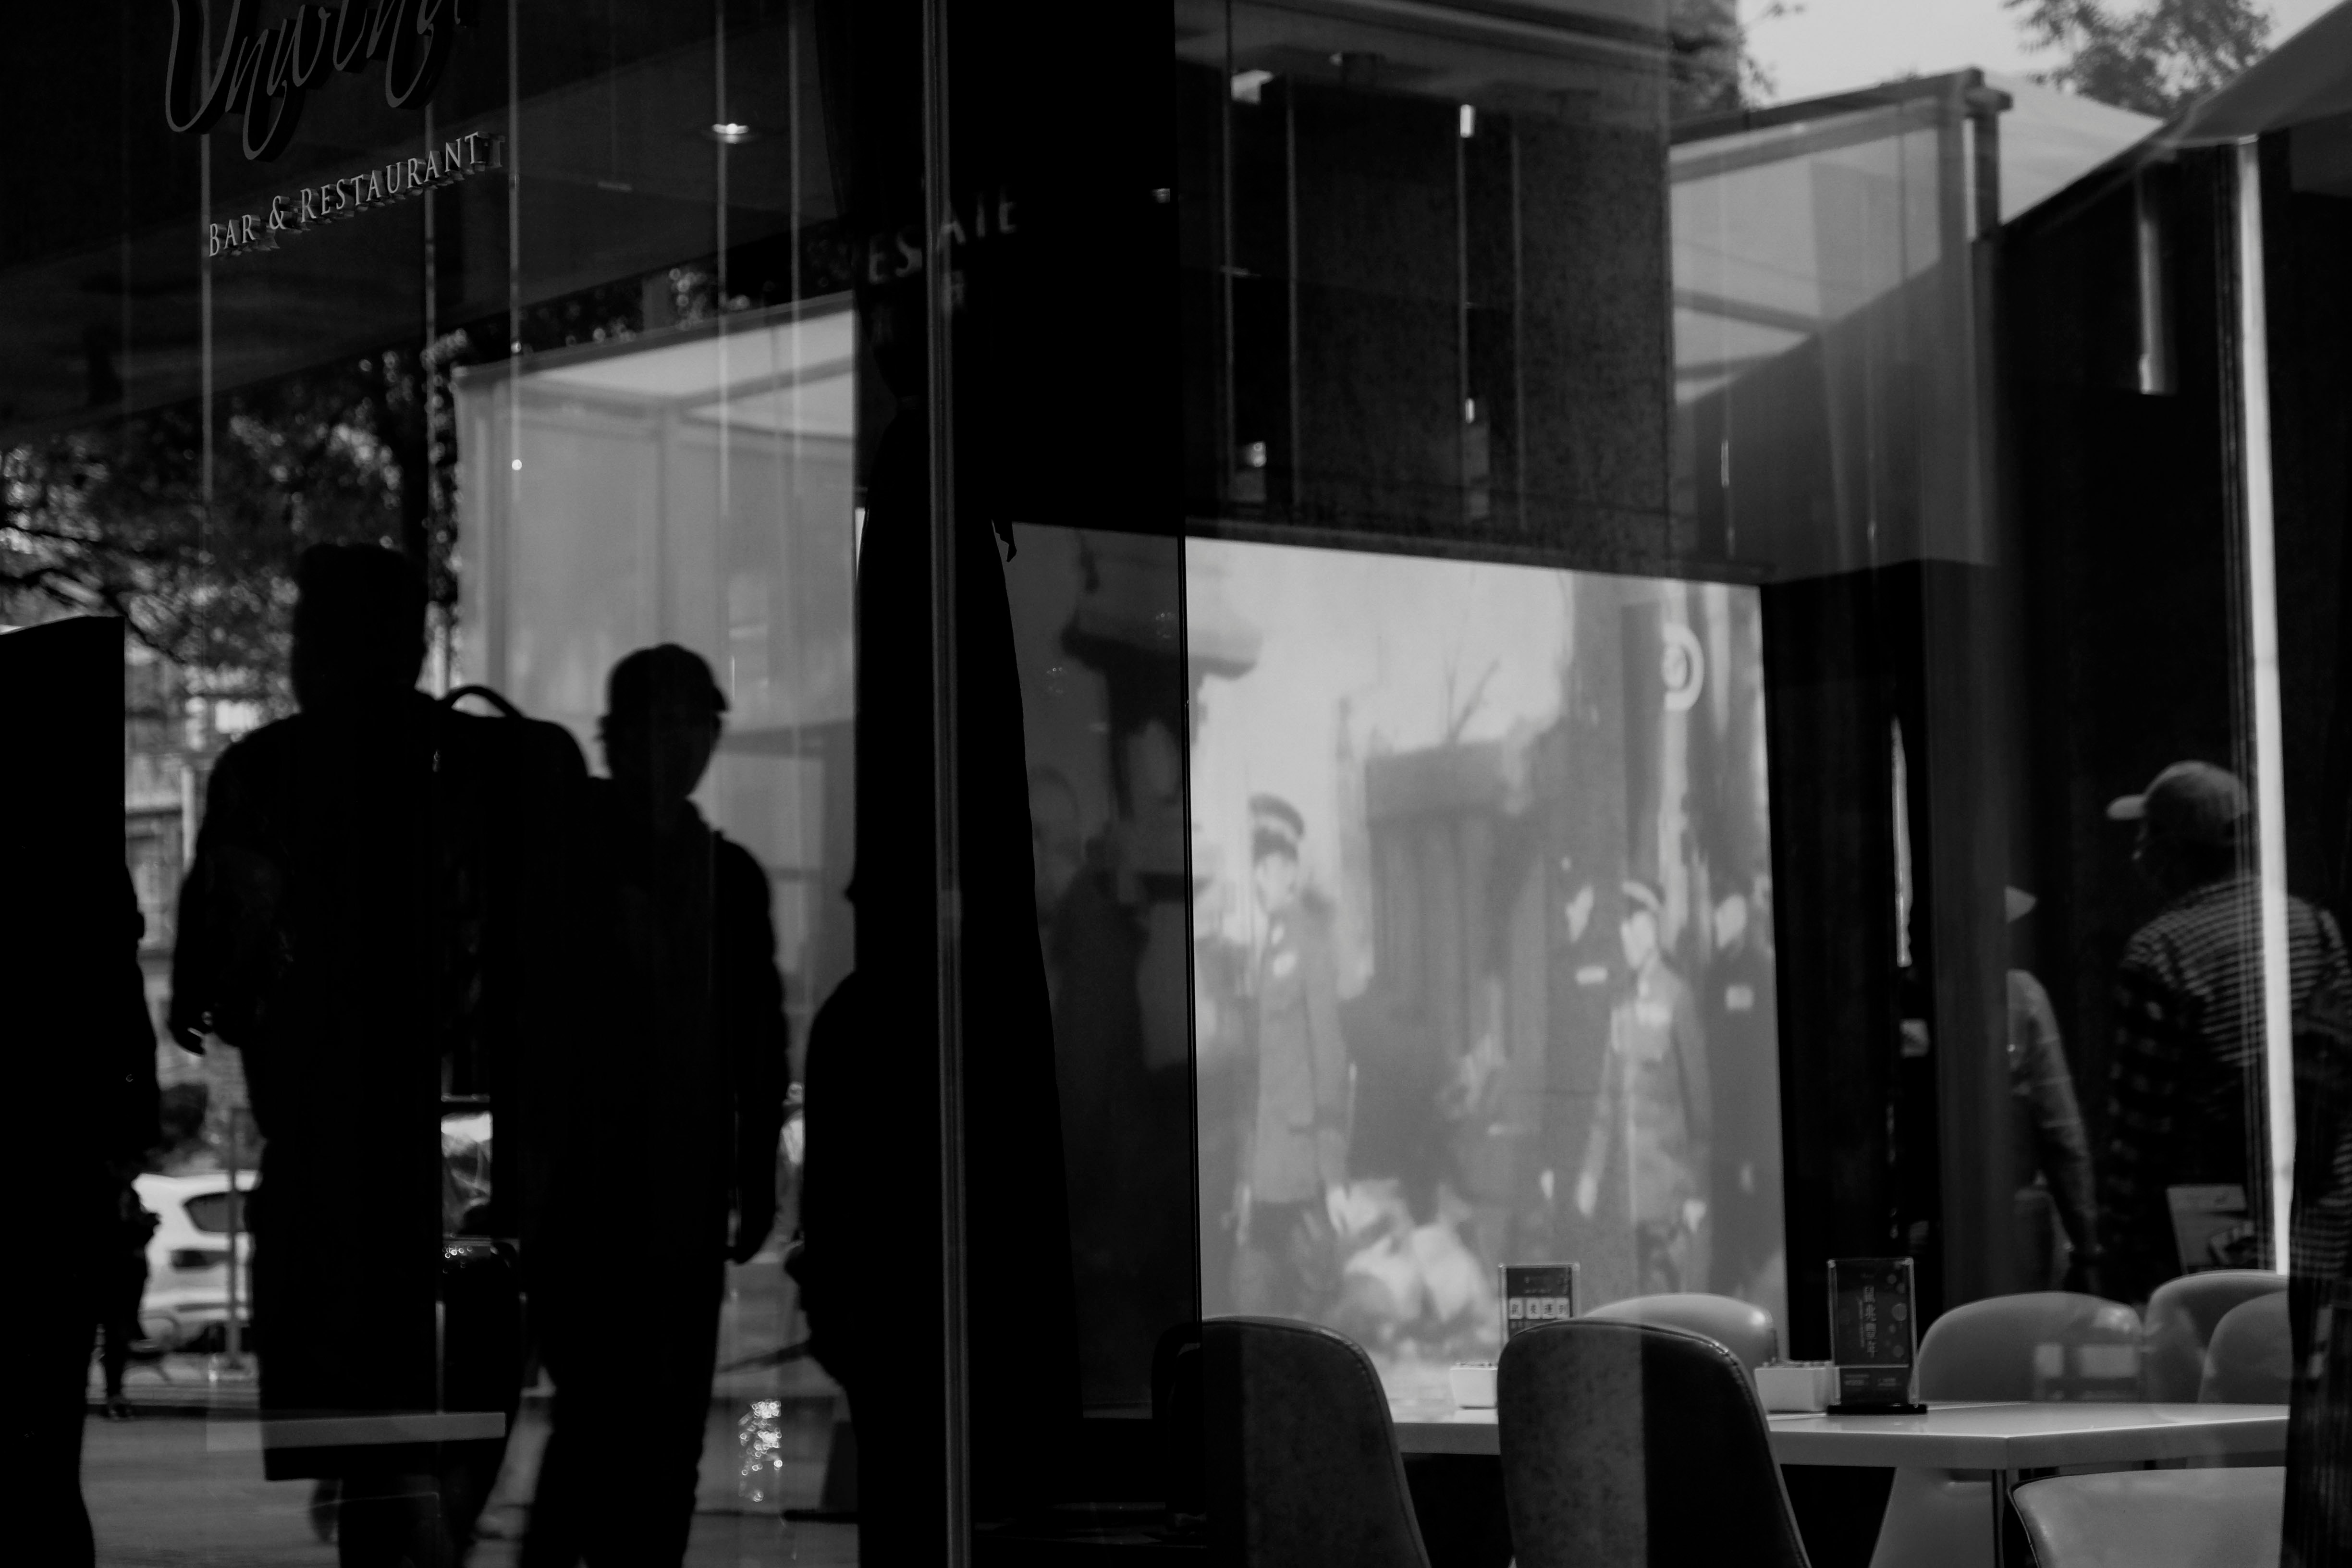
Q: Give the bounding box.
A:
[707,122,756,145]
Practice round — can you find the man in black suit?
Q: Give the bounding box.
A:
[171,544,463,1566]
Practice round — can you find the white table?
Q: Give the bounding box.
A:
[1390,1400,2289,1566]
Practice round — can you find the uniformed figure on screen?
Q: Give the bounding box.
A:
[1233,793,1352,1318]
[1576,879,1713,1293]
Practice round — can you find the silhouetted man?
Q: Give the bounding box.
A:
[2102,761,2352,1304]
[170,544,461,1565]
[17,868,156,1568]
[524,645,789,1568]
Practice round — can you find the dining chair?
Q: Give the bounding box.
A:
[2200,1291,2292,1404]
[2143,1270,2286,1401]
[2009,1467,2283,1568]
[1913,1291,2145,1401]
[1200,1316,1433,1568]
[1496,1317,1810,1568]
[1869,1293,2144,1568]
[1582,1291,1781,1371]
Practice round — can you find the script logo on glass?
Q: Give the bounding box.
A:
[165,0,478,162]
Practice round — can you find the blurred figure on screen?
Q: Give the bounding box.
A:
[1232,794,1351,1318]
[1577,880,1712,1293]
[1706,884,1779,1301]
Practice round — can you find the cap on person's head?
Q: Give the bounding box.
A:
[604,644,728,725]
[1622,879,1664,920]
[1250,793,1304,861]
[292,543,426,696]
[2107,761,2247,849]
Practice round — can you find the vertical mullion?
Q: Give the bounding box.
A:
[920,0,972,1557]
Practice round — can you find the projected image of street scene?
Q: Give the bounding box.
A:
[1187,539,1784,1395]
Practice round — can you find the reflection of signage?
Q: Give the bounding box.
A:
[165,0,478,162]
[858,192,1020,285]
[1500,1262,1578,1339]
[1661,622,1704,713]
[209,132,502,257]
[1828,1256,1923,1412]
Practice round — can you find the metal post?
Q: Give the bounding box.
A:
[2230,136,2294,1273]
[920,0,970,1559]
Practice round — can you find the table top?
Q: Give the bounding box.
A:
[1390,1399,2289,1469]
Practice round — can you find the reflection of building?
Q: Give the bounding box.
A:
[123,646,246,1092]
[1017,527,1198,1403]
[124,651,194,994]
[454,304,859,1047]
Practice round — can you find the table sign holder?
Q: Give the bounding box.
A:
[1826,1256,1925,1415]
[2166,1183,2258,1272]
[1499,1262,1579,1340]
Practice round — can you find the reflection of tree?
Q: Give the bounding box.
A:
[0,265,786,702]
[2008,0,2270,117]
[1669,0,1784,118]
[1,356,423,703]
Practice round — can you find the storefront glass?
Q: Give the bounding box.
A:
[17,1,2352,1563]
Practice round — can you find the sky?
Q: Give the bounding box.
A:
[1744,0,2342,106]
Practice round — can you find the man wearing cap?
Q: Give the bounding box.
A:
[1233,794,1351,1318]
[2101,761,2352,1304]
[1576,880,1712,1293]
[527,645,791,1566]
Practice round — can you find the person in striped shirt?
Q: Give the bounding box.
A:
[2100,761,2352,1305]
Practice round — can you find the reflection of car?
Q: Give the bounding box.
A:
[133,1171,255,1352]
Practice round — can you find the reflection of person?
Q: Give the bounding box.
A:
[28,869,157,1567]
[1577,880,1712,1293]
[527,646,790,1568]
[2101,762,2352,1304]
[2004,888,2099,1292]
[1233,794,1351,1318]
[170,544,464,1565]
[97,1178,158,1418]
[1028,767,1084,957]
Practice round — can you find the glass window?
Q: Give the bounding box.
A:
[25,0,2352,1560]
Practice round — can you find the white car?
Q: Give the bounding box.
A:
[133,1171,256,1352]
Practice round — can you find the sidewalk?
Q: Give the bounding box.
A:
[88,1352,261,1415]
[83,1355,852,1564]
[85,1384,852,1567]
[83,1250,849,1560]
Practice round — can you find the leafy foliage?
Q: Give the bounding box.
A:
[2009,0,2272,118]
[0,359,418,705]
[1669,0,1789,118]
